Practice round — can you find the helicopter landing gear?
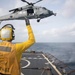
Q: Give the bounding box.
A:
[37,18,40,22]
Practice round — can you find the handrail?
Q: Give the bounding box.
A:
[44,52,75,75]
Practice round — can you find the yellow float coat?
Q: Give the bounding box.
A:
[0,25,35,75]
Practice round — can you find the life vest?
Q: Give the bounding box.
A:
[0,45,20,75]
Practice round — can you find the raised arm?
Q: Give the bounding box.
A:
[16,18,35,53]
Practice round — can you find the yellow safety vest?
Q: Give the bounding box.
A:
[0,45,20,75]
[0,25,35,75]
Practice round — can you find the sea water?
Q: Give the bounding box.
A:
[28,42,75,70]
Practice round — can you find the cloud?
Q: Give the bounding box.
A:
[62,0,75,18]
[42,28,58,37]
[0,0,75,42]
[0,8,6,16]
[0,8,10,16]
[15,0,24,8]
[50,0,61,5]
[0,8,3,16]
[41,23,75,38]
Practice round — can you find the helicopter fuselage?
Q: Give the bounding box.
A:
[0,5,56,22]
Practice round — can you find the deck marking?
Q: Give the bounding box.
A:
[42,54,62,75]
[45,62,49,65]
[21,57,30,68]
[27,57,44,59]
[21,72,24,75]
[39,58,43,59]
[37,56,40,57]
[28,57,32,59]
[33,57,37,59]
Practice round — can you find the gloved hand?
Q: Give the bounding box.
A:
[24,17,30,26]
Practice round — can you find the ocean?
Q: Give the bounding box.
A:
[28,43,75,70]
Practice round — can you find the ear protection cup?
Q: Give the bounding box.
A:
[0,24,15,41]
[11,25,15,40]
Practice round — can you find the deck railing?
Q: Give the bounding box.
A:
[44,52,75,75]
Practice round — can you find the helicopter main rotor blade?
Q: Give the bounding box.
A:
[21,0,30,5]
[33,0,42,5]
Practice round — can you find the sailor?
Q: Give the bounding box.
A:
[0,18,35,75]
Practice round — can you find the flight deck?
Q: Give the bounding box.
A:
[21,51,75,75]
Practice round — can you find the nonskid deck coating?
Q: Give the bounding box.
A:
[21,52,61,75]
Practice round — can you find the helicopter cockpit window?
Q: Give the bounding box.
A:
[27,8,34,15]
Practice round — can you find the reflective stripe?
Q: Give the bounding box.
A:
[0,46,11,52]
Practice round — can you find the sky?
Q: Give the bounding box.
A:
[0,0,75,42]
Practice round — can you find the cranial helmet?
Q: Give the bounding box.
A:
[0,24,15,41]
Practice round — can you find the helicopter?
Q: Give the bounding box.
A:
[0,0,56,23]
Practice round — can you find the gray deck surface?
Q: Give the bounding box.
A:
[21,52,59,75]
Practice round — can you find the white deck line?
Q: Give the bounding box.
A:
[42,54,62,75]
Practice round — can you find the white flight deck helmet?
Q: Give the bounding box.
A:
[0,24,15,41]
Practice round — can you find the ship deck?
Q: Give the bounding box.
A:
[21,51,75,75]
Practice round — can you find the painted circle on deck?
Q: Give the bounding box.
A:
[21,57,30,68]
